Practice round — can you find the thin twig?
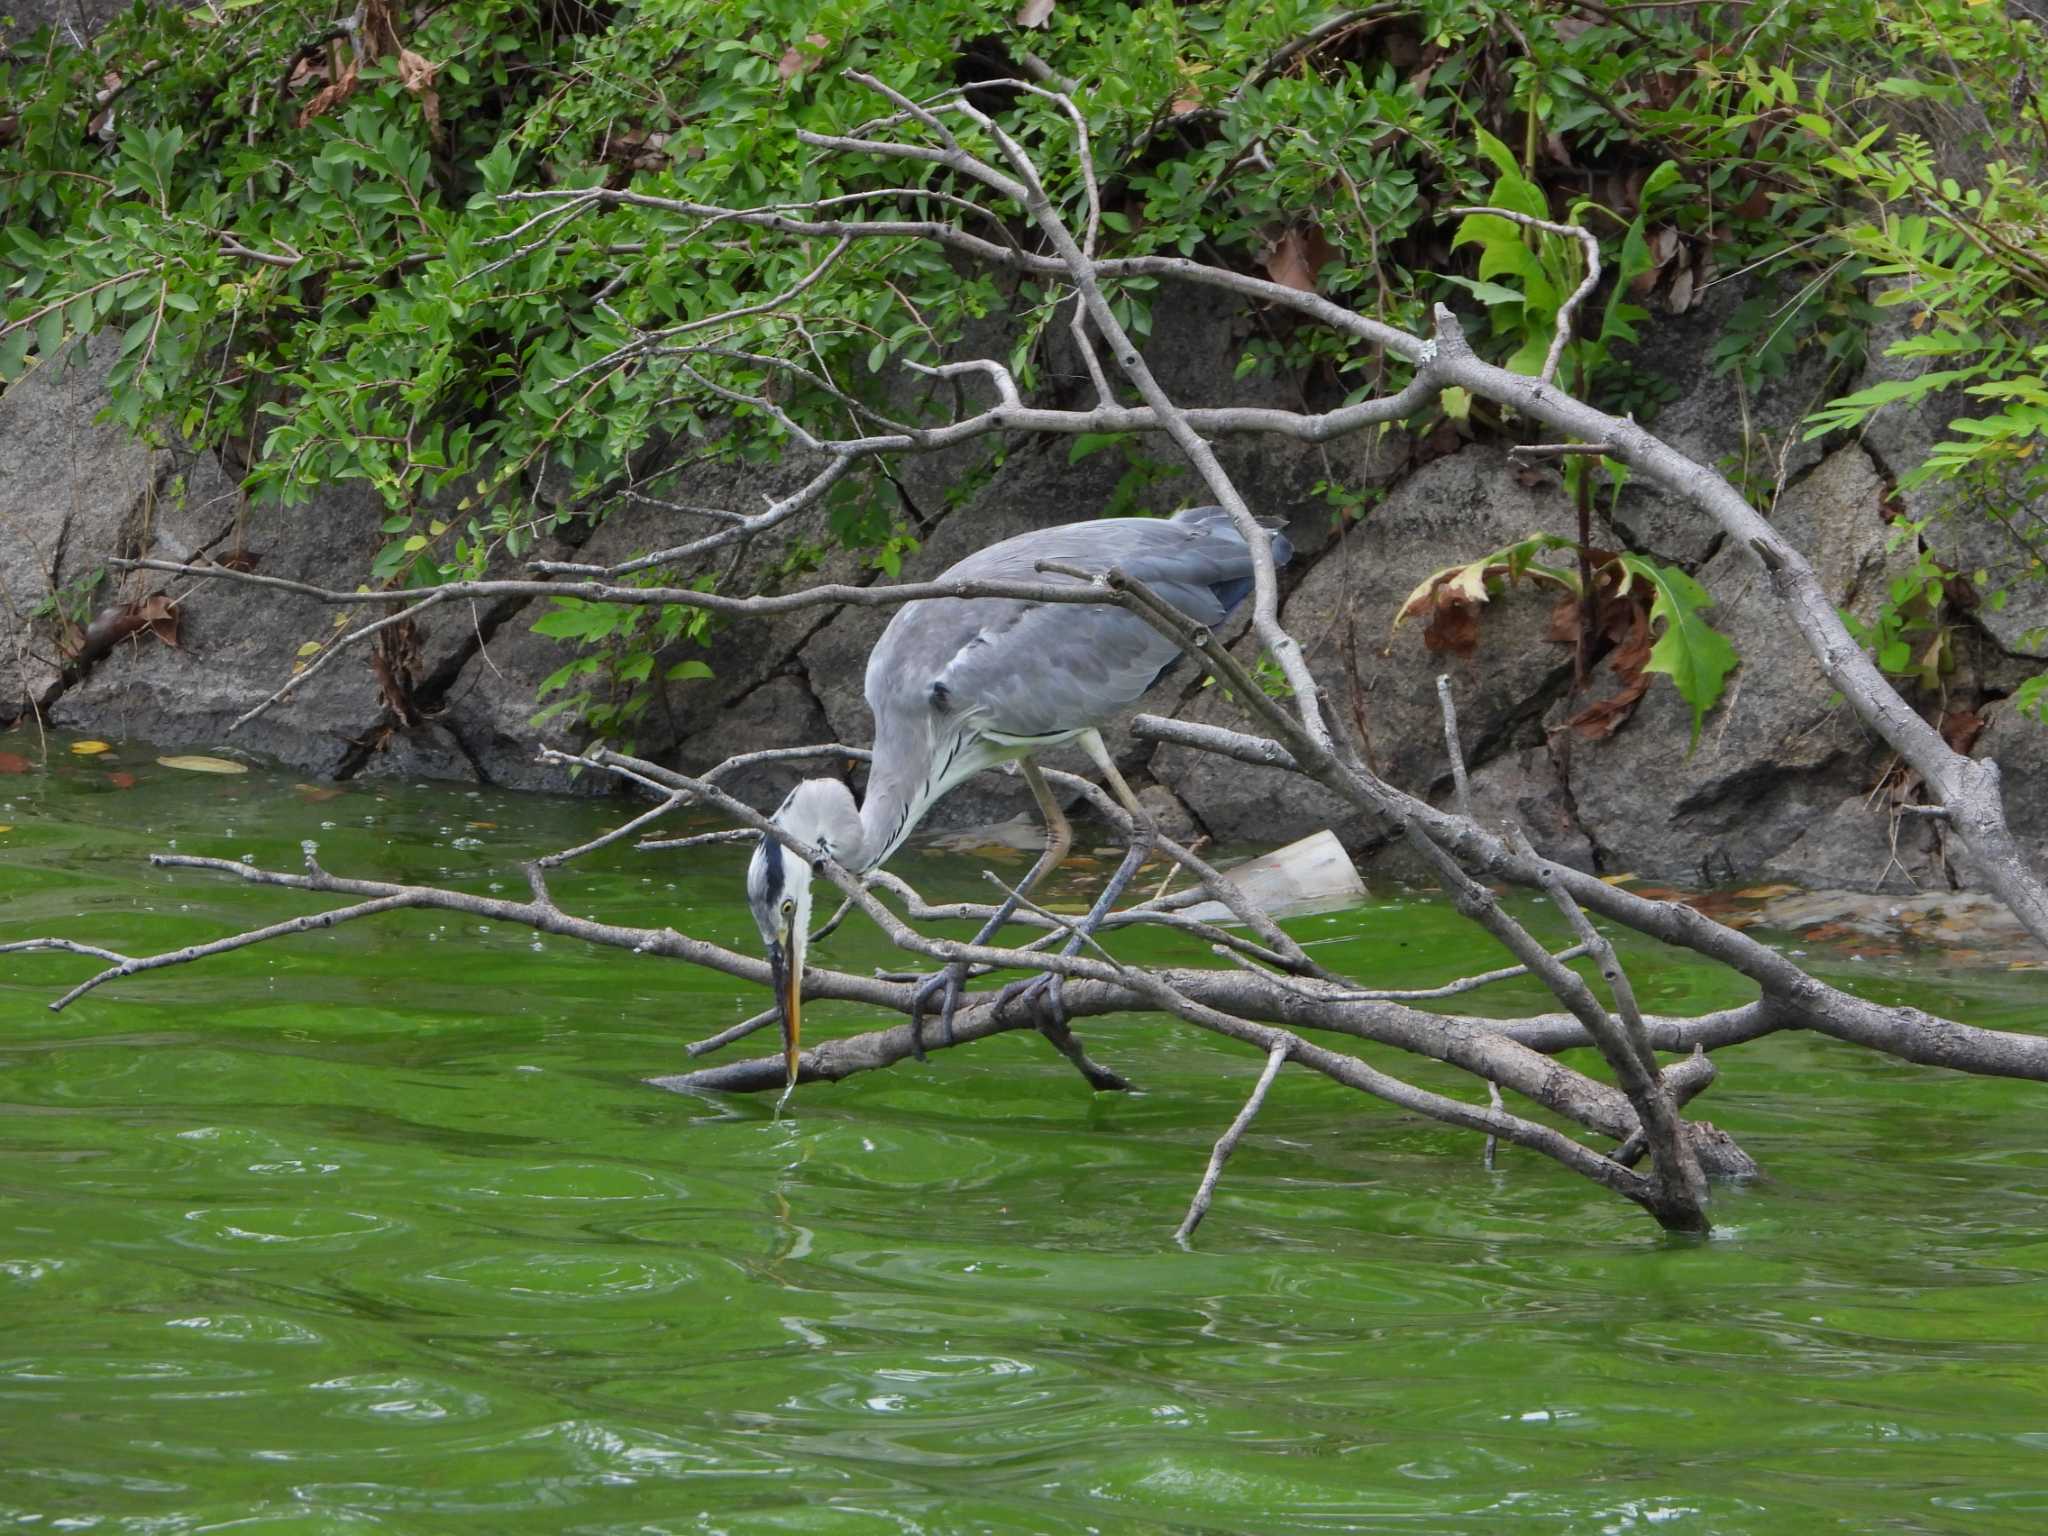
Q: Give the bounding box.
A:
[1436,674,1474,821]
[1176,1044,1289,1243]
[1446,206,1601,385]
[688,1007,778,1057]
[1326,944,1590,1002]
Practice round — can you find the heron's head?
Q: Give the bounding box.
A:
[745,779,860,1091]
[746,831,813,1091]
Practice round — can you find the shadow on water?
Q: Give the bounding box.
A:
[2,733,2046,1533]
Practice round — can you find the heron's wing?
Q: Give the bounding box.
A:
[870,509,1279,740]
[929,596,1184,739]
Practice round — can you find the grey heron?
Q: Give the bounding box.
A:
[745,504,1292,1089]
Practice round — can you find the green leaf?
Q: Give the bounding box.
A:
[534,656,602,699]
[1068,432,1131,464]
[665,659,714,682]
[2016,671,2048,722]
[1616,555,1739,747]
[530,598,620,642]
[1440,275,1527,307]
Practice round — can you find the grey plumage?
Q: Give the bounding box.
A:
[855,504,1291,869]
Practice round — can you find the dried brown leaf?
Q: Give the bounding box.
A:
[1733,181,1772,220]
[1666,261,1695,314]
[1940,707,1986,755]
[1421,599,1482,657]
[1262,227,1321,294]
[1559,669,1651,739]
[133,593,181,647]
[397,47,440,132]
[778,33,829,81]
[295,54,359,128]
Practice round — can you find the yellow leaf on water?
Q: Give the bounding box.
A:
[157,755,249,775]
[1599,872,1639,885]
[296,641,322,657]
[0,825,12,833]
[69,740,112,755]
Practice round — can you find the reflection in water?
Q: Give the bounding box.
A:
[2,731,2046,1533]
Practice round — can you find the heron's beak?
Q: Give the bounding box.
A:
[770,917,803,1089]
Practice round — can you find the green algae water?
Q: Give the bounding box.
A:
[3,733,2046,1534]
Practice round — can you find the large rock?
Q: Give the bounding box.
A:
[49,476,440,775]
[1566,446,1924,884]
[415,447,875,796]
[1605,279,1834,570]
[1756,792,1943,894]
[0,339,169,719]
[1462,746,1597,872]
[1,0,127,44]
[1852,281,2048,660]
[1152,445,1580,847]
[677,674,836,807]
[1116,285,1412,566]
[1952,703,2048,887]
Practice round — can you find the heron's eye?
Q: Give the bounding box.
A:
[780,899,795,918]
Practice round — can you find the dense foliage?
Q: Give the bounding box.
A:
[3,0,2044,730]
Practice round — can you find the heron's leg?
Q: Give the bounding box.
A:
[996,728,1152,1032]
[1020,757,1075,874]
[996,836,1150,1036]
[907,759,1073,1056]
[1078,728,1148,822]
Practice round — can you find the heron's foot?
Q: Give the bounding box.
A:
[996,970,1066,1031]
[906,960,970,1061]
[998,972,1134,1092]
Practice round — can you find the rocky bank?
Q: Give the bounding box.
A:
[4,280,2046,894]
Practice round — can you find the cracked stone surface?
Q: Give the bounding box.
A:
[50,477,421,775]
[1566,446,1928,885]
[1459,746,1596,872]
[1,339,167,719]
[1854,279,2048,660]
[1605,280,1835,571]
[9,286,2047,897]
[1151,444,1580,848]
[1,0,127,44]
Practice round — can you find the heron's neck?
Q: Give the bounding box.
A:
[853,768,919,872]
[854,714,990,871]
